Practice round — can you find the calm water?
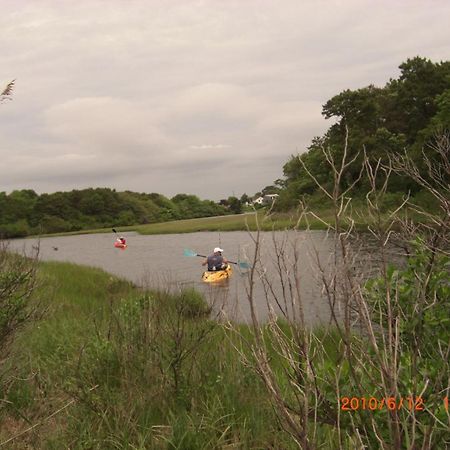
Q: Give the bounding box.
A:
[10,231,340,324]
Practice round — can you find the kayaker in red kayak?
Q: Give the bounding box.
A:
[116,236,126,245]
[202,247,228,271]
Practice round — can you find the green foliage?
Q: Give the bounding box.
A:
[0,248,41,443]
[171,193,226,219]
[240,193,250,204]
[0,219,31,238]
[5,252,448,448]
[2,263,290,448]
[226,196,242,214]
[367,239,449,364]
[362,240,450,443]
[275,57,450,209]
[0,249,38,352]
[0,188,228,237]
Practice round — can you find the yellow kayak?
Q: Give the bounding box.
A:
[202,265,232,283]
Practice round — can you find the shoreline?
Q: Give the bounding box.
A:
[20,204,427,239]
[28,210,332,238]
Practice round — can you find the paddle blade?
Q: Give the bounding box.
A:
[183,248,197,257]
[112,228,117,233]
[238,261,251,269]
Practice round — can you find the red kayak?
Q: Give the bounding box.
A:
[114,242,127,250]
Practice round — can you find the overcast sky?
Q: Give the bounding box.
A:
[1,0,449,200]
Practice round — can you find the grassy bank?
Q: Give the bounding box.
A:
[126,210,333,234]
[0,260,354,449]
[1,251,447,448]
[36,210,334,238]
[34,198,431,238]
[0,261,300,448]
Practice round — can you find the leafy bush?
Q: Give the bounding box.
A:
[0,219,31,238]
[0,248,39,354]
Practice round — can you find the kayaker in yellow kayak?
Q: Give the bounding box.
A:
[202,247,228,271]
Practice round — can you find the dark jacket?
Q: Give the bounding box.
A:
[207,254,224,271]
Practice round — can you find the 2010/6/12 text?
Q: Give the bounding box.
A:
[340,397,432,411]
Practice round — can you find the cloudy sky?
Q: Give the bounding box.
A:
[1,0,449,200]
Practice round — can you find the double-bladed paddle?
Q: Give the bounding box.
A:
[183,248,250,269]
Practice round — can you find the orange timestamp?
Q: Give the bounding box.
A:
[340,396,449,412]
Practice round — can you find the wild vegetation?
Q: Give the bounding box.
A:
[0,189,230,238]
[0,260,299,448]
[0,130,449,448]
[271,56,450,211]
[235,128,450,449]
[0,59,449,448]
[2,57,448,239]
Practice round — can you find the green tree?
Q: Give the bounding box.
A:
[227,196,242,214]
[273,56,450,211]
[79,191,105,215]
[261,185,281,195]
[389,57,450,143]
[240,193,249,204]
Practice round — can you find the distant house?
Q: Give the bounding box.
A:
[252,194,279,206]
[263,194,279,204]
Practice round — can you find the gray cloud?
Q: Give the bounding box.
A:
[1,0,449,199]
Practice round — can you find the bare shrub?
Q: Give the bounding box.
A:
[232,129,450,449]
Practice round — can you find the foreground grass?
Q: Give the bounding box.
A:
[3,257,443,448]
[0,260,352,449]
[1,261,302,449]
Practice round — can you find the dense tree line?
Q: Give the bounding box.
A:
[274,56,450,210]
[0,188,228,238]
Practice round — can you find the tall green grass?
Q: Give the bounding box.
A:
[2,262,305,449]
[4,257,427,447]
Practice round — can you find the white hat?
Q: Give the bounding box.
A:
[214,247,224,253]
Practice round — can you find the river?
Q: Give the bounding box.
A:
[9,230,346,324]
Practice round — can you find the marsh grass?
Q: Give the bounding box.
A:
[1,262,305,448]
[1,257,411,449]
[34,199,430,240]
[33,210,334,237]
